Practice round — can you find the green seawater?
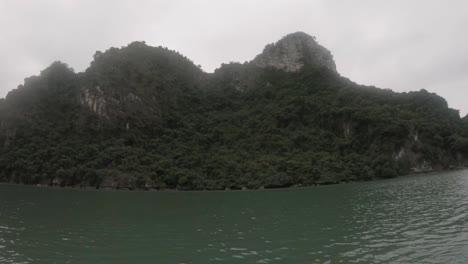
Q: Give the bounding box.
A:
[1,170,468,264]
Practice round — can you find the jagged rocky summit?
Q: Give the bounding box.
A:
[252,32,337,73]
[0,32,467,190]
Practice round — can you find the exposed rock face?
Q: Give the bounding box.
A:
[252,32,337,73]
[80,86,145,119]
[81,86,109,118]
[0,120,16,147]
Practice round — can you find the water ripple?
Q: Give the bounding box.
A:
[1,170,468,263]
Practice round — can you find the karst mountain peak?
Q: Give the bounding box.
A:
[0,31,466,190]
[252,32,337,73]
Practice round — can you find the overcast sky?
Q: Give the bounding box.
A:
[1,0,467,115]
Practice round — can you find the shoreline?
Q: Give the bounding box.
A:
[1,168,467,193]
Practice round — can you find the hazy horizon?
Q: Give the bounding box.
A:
[1,0,467,115]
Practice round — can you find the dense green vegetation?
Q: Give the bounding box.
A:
[0,41,467,190]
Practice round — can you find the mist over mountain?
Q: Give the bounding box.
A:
[1,32,467,190]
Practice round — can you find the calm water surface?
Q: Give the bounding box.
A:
[1,170,468,263]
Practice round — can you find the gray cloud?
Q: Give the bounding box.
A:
[1,0,467,115]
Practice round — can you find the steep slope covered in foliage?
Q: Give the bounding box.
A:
[0,33,467,190]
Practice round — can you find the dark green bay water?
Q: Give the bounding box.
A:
[1,170,468,264]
